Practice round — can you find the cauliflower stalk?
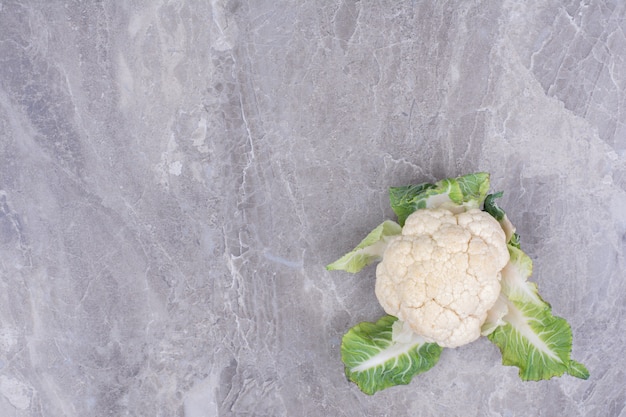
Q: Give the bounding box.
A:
[327,173,588,395]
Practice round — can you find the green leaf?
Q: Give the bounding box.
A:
[326,220,402,273]
[484,191,506,220]
[483,191,517,244]
[456,172,491,204]
[388,183,438,226]
[508,233,521,249]
[389,172,490,226]
[567,360,591,380]
[341,315,443,395]
[487,245,589,380]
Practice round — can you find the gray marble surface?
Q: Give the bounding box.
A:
[0,1,624,416]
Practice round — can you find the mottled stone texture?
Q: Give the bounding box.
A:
[0,1,624,416]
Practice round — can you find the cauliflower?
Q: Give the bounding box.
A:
[328,173,589,394]
[375,208,510,348]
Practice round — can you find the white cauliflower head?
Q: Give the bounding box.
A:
[375,208,510,348]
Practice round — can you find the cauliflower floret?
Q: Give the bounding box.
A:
[375,208,510,348]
